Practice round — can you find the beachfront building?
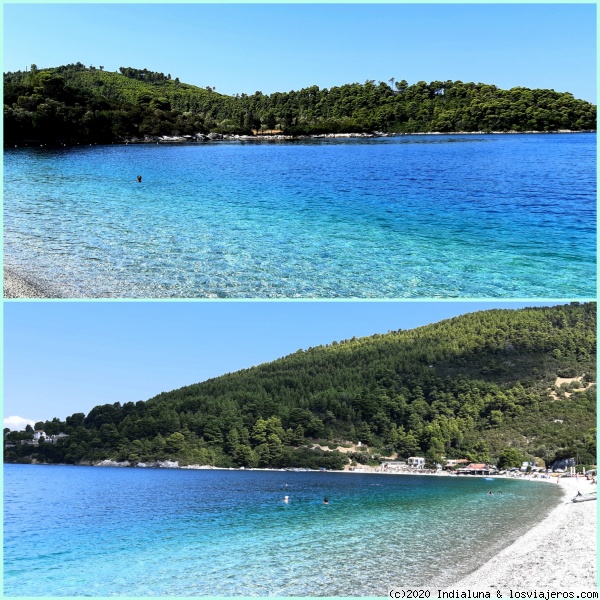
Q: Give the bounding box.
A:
[407,456,426,469]
[456,463,496,475]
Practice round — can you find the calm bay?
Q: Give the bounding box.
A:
[4,464,564,596]
[3,134,596,298]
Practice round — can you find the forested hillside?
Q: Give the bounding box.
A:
[4,303,596,470]
[4,63,596,145]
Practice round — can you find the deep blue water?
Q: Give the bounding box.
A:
[4,465,563,596]
[4,134,596,298]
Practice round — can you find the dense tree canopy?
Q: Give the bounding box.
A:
[4,64,596,145]
[4,303,596,470]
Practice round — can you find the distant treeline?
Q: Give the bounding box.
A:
[4,63,597,145]
[4,303,596,470]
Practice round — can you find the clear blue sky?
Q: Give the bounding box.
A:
[3,4,596,102]
[4,301,563,427]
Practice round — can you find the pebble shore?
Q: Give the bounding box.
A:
[450,476,597,591]
[4,267,53,298]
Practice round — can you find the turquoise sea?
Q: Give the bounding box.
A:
[3,134,596,298]
[4,465,563,596]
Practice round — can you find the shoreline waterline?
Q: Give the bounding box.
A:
[107,467,598,590]
[449,476,596,591]
[3,463,590,593]
[5,129,597,148]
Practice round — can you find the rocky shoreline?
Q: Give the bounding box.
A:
[6,129,595,148]
[123,129,595,144]
[18,458,307,469]
[126,131,385,143]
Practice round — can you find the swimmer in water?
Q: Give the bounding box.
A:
[323,497,329,505]
[136,175,142,183]
[283,496,289,503]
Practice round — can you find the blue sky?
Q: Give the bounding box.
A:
[3,4,596,102]
[4,301,563,428]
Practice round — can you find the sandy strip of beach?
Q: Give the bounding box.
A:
[450,476,597,591]
[4,267,54,298]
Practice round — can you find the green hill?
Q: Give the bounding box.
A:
[53,65,233,114]
[4,303,596,470]
[4,63,597,145]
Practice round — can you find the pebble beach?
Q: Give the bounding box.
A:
[450,476,597,591]
[4,267,56,298]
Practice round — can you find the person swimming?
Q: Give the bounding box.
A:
[323,497,329,505]
[283,496,289,503]
[136,175,142,183]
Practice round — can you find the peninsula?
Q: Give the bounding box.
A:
[4,64,597,146]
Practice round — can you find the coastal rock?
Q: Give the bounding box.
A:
[157,460,179,468]
[95,460,131,467]
[116,129,587,147]
[134,460,179,468]
[158,135,188,142]
[314,132,375,139]
[228,134,296,141]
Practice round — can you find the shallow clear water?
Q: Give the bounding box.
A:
[4,465,563,596]
[4,134,596,298]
